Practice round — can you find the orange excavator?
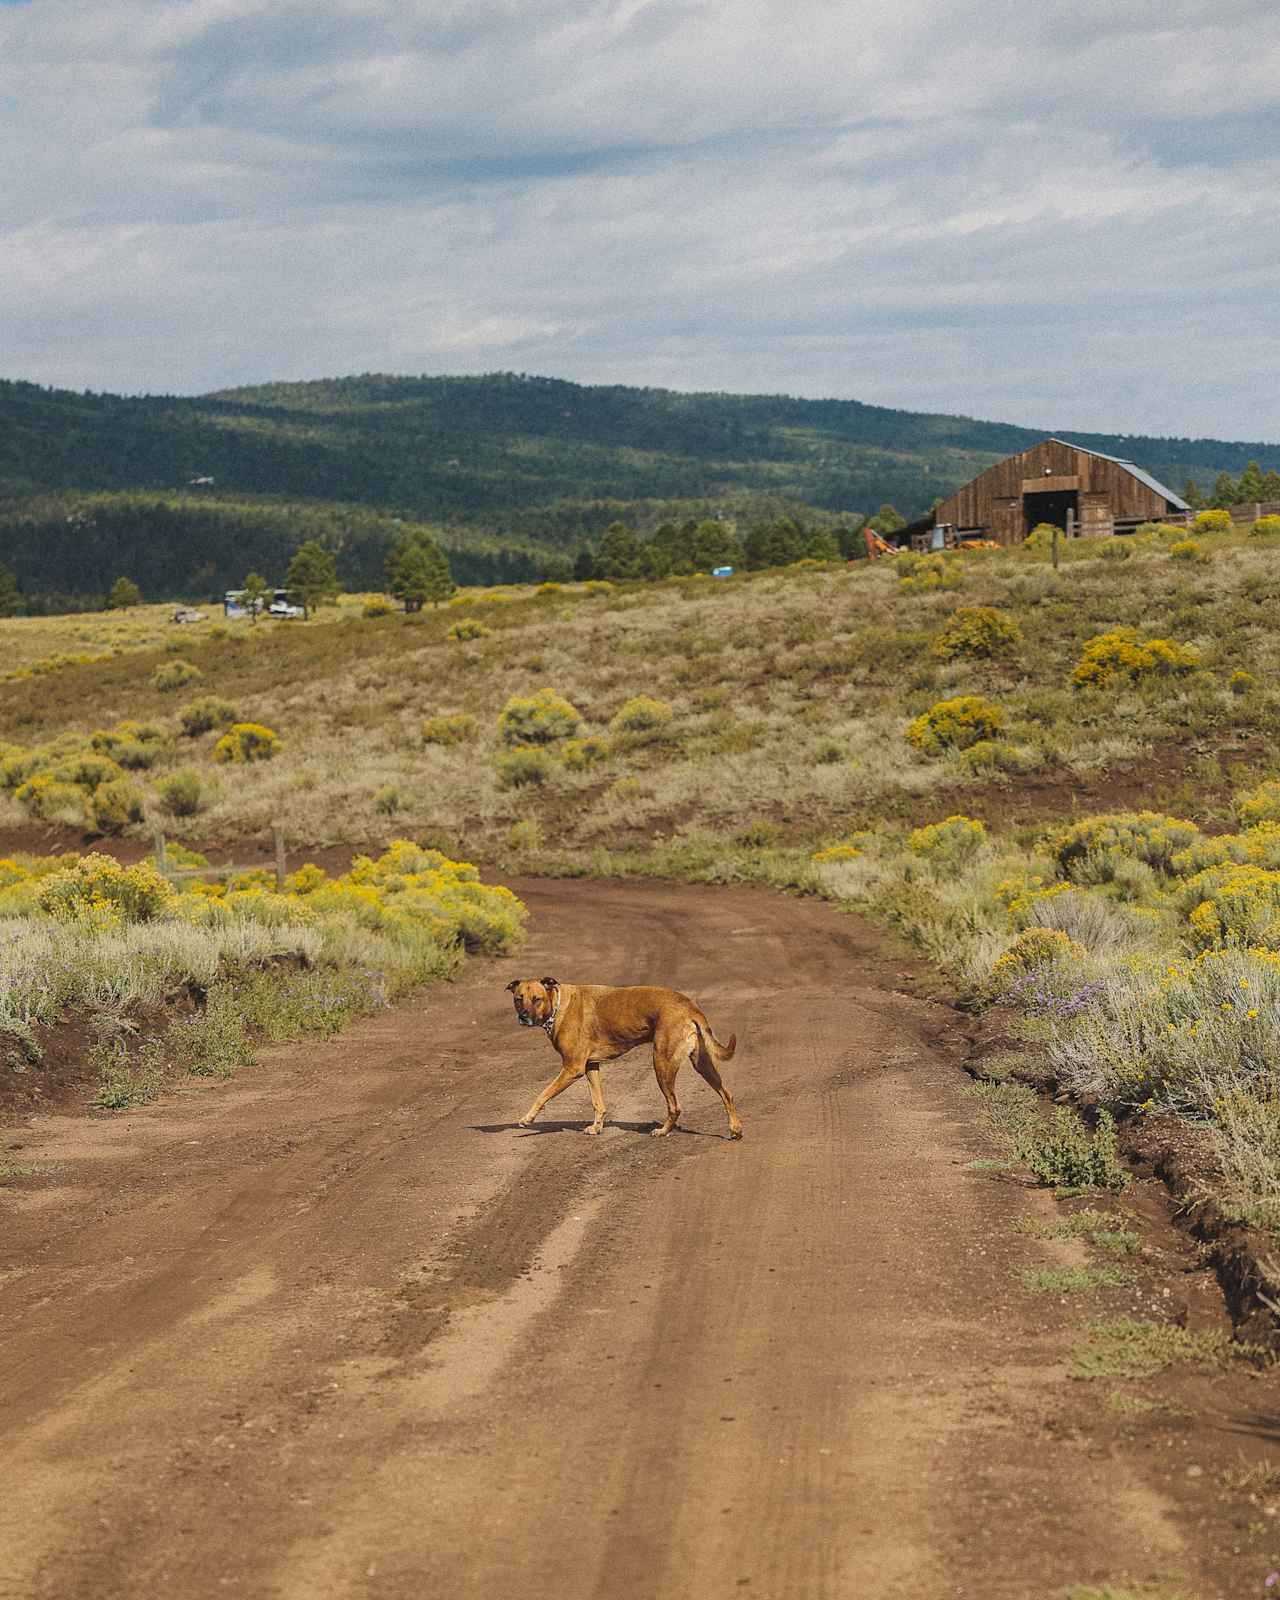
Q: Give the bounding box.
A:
[863,528,899,559]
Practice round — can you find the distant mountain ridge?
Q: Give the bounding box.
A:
[0,371,1274,602]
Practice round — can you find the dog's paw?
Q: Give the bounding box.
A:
[650,1125,673,1138]
[728,1128,744,1140]
[580,1124,603,1137]
[517,1117,534,1129]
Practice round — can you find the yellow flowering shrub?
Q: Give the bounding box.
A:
[1170,539,1207,563]
[906,696,1003,754]
[896,553,962,593]
[908,814,986,863]
[49,751,124,792]
[447,617,491,640]
[611,696,673,734]
[495,746,553,788]
[1071,628,1200,689]
[333,839,526,953]
[1170,823,1280,876]
[1095,538,1131,561]
[811,842,864,864]
[932,606,1021,660]
[91,777,146,833]
[212,722,281,763]
[1237,779,1280,827]
[1193,508,1232,534]
[1251,515,1280,538]
[223,888,319,928]
[37,853,173,924]
[285,863,328,895]
[14,775,89,824]
[990,928,1085,988]
[1050,812,1199,879]
[91,721,166,770]
[421,713,477,746]
[1182,864,1280,950]
[560,736,610,770]
[1024,522,1061,549]
[497,688,581,747]
[179,696,239,736]
[151,658,203,692]
[0,853,78,918]
[1004,879,1075,928]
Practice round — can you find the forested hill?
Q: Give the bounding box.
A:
[0,371,1275,604]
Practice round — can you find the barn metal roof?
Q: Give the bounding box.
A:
[1051,438,1188,510]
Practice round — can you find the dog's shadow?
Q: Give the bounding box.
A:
[470,1119,724,1140]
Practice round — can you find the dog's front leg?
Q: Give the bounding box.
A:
[582,1063,605,1135]
[517,1060,586,1128]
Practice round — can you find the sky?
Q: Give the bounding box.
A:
[1,0,1278,441]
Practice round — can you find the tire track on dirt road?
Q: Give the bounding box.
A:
[0,879,1250,1599]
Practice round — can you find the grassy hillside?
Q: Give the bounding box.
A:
[5,518,1280,1220]
[2,372,1276,604]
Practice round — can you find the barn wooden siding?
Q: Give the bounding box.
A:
[934,439,1183,545]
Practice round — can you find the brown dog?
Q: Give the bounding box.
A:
[505,977,742,1140]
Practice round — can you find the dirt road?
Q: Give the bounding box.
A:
[0,880,1269,1599]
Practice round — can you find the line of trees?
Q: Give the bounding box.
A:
[572,506,906,581]
[1182,460,1280,509]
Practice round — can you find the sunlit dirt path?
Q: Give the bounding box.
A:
[0,880,1259,1599]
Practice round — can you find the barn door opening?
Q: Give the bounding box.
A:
[1022,489,1078,539]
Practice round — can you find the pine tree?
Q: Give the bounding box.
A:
[106,576,141,609]
[638,541,672,581]
[869,504,906,534]
[836,520,867,560]
[690,519,744,572]
[285,540,339,618]
[1211,471,1238,509]
[1237,460,1266,503]
[241,570,270,623]
[1181,478,1204,510]
[572,547,596,581]
[0,561,21,617]
[1262,470,1280,500]
[595,521,642,581]
[385,530,454,610]
[803,526,840,562]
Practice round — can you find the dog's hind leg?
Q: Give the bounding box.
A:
[650,1048,682,1138]
[582,1062,605,1135]
[518,1059,586,1128]
[691,1043,744,1140]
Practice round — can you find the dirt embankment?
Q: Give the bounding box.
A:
[2,879,1277,1600]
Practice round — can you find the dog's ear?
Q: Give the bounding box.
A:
[540,976,559,991]
[505,979,520,993]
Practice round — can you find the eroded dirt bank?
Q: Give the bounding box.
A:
[1,880,1275,1600]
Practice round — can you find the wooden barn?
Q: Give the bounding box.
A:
[932,438,1188,545]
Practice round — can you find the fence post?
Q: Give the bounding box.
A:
[153,829,168,875]
[272,825,286,891]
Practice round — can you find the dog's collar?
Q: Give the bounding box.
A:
[541,993,560,1036]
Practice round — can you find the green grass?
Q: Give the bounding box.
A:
[1104,1391,1164,1417]
[1071,1318,1262,1380]
[1015,1209,1140,1254]
[1018,1265,1133,1294]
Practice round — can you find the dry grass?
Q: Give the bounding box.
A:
[2,529,1275,860]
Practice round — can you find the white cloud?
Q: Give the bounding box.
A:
[0,0,1277,437]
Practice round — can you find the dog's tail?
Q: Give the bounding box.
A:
[693,1013,737,1065]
